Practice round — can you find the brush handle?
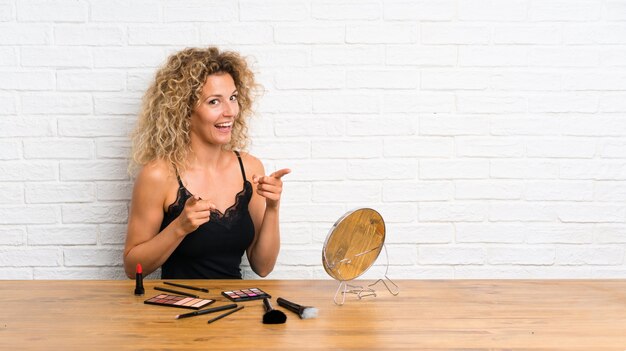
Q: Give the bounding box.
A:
[276,297,302,314]
[262,297,274,312]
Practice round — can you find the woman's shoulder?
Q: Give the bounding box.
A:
[236,151,264,173]
[135,159,178,188]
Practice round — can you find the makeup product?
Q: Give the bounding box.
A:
[207,306,244,324]
[175,303,237,319]
[134,263,144,296]
[262,298,286,324]
[164,281,209,293]
[155,286,199,298]
[277,297,318,319]
[144,294,215,310]
[221,288,270,302]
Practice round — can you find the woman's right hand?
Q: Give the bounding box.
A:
[176,196,216,235]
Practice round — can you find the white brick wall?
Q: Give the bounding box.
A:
[1,0,625,280]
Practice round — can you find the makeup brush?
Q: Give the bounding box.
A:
[262,298,286,324]
[277,297,318,319]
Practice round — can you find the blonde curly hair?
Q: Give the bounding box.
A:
[129,46,258,175]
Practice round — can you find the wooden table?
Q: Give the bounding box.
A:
[1,279,625,350]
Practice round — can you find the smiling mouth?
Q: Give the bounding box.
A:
[215,121,233,130]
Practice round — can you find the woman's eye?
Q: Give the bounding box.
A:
[208,99,219,105]
[230,95,238,101]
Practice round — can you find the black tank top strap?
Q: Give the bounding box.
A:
[174,167,184,188]
[234,151,246,182]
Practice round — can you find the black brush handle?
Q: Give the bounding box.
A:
[277,297,301,314]
[262,297,274,312]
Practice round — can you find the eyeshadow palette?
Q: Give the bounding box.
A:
[144,294,215,310]
[222,288,271,302]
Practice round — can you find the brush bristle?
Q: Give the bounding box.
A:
[300,307,318,319]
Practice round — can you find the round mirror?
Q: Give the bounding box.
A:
[322,208,386,281]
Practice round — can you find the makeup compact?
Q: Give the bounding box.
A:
[221,288,270,302]
[144,294,215,310]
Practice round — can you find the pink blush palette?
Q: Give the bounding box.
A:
[144,294,215,310]
[222,288,271,302]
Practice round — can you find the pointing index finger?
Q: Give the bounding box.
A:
[270,168,291,179]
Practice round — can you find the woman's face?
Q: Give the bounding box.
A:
[189,72,240,146]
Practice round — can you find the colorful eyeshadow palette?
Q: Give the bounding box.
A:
[222,288,271,302]
[144,294,215,310]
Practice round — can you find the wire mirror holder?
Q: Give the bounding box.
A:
[321,208,400,306]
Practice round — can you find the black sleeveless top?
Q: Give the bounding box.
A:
[159,151,255,279]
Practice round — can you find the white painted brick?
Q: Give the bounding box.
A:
[420,160,489,179]
[0,161,57,181]
[563,71,626,91]
[60,161,128,181]
[274,116,343,136]
[17,0,87,22]
[58,117,134,137]
[57,70,125,91]
[313,45,382,66]
[94,95,141,115]
[387,223,453,244]
[459,46,528,67]
[490,115,560,136]
[490,202,556,222]
[90,0,160,22]
[33,267,124,280]
[527,138,596,158]
[556,246,623,265]
[21,47,91,67]
[529,93,597,113]
[487,247,555,265]
[0,94,16,114]
[557,204,626,223]
[126,70,154,92]
[62,203,128,224]
[456,223,526,243]
[313,93,379,114]
[282,204,345,222]
[564,24,626,44]
[601,94,626,112]
[240,0,308,21]
[493,25,560,44]
[280,248,324,266]
[383,181,452,201]
[347,115,416,136]
[54,25,124,45]
[64,248,123,266]
[525,224,593,244]
[418,246,484,264]
[530,0,601,21]
[93,47,165,68]
[368,265,455,279]
[27,225,97,245]
[280,223,311,245]
[348,160,417,180]
[419,202,488,222]
[384,93,454,113]
[274,24,344,44]
[262,266,313,279]
[421,24,490,45]
[490,72,562,91]
[312,139,382,158]
[313,0,380,20]
[259,93,312,113]
[248,140,309,160]
[163,0,236,22]
[283,160,347,181]
[530,48,599,68]
[0,0,13,21]
[0,248,59,266]
[599,140,626,158]
[420,114,489,136]
[312,222,339,243]
[0,25,50,45]
[280,182,311,203]
[421,70,488,90]
[99,224,127,245]
[601,48,626,67]
[0,269,33,279]
[595,225,626,243]
[525,181,594,201]
[456,266,594,279]
[0,48,17,66]
[244,47,309,68]
[0,205,59,224]
[384,0,454,20]
[0,140,20,160]
[459,0,528,21]
[384,137,454,158]
[457,137,525,157]
[201,24,274,45]
[96,139,130,159]
[312,182,380,203]
[21,93,92,115]
[347,24,417,44]
[25,182,95,204]
[274,68,344,90]
[23,139,94,159]
[0,71,55,90]
[0,227,26,245]
[606,0,626,20]
[457,94,527,113]
[0,184,23,204]
[347,69,419,89]
[561,116,626,136]
[386,45,457,66]
[376,203,418,223]
[455,180,523,200]
[383,245,418,265]
[560,160,626,180]
[592,268,626,279]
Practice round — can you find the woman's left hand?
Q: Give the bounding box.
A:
[252,168,291,209]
